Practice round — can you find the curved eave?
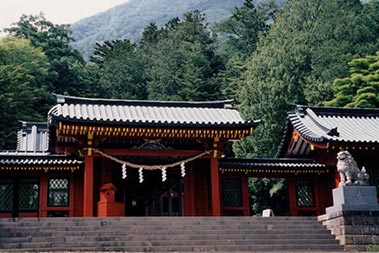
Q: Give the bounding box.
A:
[51,115,260,129]
[0,155,83,172]
[54,120,260,140]
[219,158,330,175]
[288,114,328,143]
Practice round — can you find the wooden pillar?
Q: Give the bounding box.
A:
[210,144,221,216]
[83,150,94,217]
[39,174,48,217]
[242,175,250,216]
[288,178,297,216]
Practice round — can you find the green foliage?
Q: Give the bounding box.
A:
[93,39,147,99]
[214,0,276,100]
[237,0,379,158]
[325,50,379,108]
[0,37,50,149]
[214,0,274,56]
[144,11,224,101]
[70,0,250,59]
[5,13,90,96]
[249,178,288,216]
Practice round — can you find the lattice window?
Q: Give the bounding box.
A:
[48,178,69,206]
[0,180,13,211]
[296,180,315,207]
[19,179,39,211]
[222,178,242,207]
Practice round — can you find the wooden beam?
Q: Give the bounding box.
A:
[93,149,210,158]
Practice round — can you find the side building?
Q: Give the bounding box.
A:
[218,105,379,216]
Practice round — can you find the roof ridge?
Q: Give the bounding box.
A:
[54,94,235,109]
[304,108,339,137]
[297,104,379,117]
[220,157,320,162]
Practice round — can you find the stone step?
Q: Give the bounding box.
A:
[0,238,341,248]
[0,244,344,252]
[0,224,327,232]
[0,219,323,227]
[0,216,318,221]
[0,228,334,238]
[0,216,319,224]
[0,232,337,243]
[0,217,344,252]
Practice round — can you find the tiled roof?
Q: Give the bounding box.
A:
[219,158,329,175]
[48,95,259,128]
[288,105,379,144]
[219,158,326,169]
[0,152,83,166]
[17,121,49,152]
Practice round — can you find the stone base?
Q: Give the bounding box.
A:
[319,186,379,251]
[318,210,379,251]
[325,186,379,214]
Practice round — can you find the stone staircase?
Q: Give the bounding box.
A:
[0,216,344,252]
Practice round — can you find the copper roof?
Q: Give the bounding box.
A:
[48,95,260,129]
[288,105,379,144]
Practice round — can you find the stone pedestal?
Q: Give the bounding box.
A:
[326,186,379,214]
[318,186,379,251]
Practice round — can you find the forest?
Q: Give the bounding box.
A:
[1,0,379,214]
[70,0,255,59]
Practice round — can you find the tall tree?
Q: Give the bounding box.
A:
[0,36,50,149]
[237,0,379,158]
[91,39,147,99]
[145,11,224,101]
[325,50,379,108]
[4,13,90,96]
[214,0,274,57]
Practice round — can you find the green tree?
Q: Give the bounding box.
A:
[0,36,50,149]
[237,0,379,158]
[249,178,288,216]
[325,50,379,108]
[145,11,224,101]
[214,0,274,57]
[4,13,90,96]
[92,39,147,99]
[214,0,275,100]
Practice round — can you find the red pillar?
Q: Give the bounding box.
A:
[242,175,250,216]
[39,174,48,217]
[83,151,94,217]
[210,153,221,216]
[288,178,297,216]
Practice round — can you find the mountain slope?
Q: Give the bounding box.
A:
[70,0,247,59]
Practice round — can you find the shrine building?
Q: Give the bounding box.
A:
[0,96,378,218]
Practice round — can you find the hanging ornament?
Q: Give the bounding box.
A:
[121,164,127,179]
[181,162,186,177]
[139,168,144,183]
[162,167,167,182]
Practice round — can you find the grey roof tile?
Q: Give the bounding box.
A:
[288,105,379,144]
[48,95,259,128]
[0,152,83,166]
[219,158,326,169]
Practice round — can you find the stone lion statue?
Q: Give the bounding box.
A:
[337,151,369,187]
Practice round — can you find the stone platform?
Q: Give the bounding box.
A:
[318,186,379,251]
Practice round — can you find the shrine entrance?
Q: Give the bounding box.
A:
[109,158,184,217]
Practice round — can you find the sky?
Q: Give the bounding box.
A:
[0,0,129,33]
